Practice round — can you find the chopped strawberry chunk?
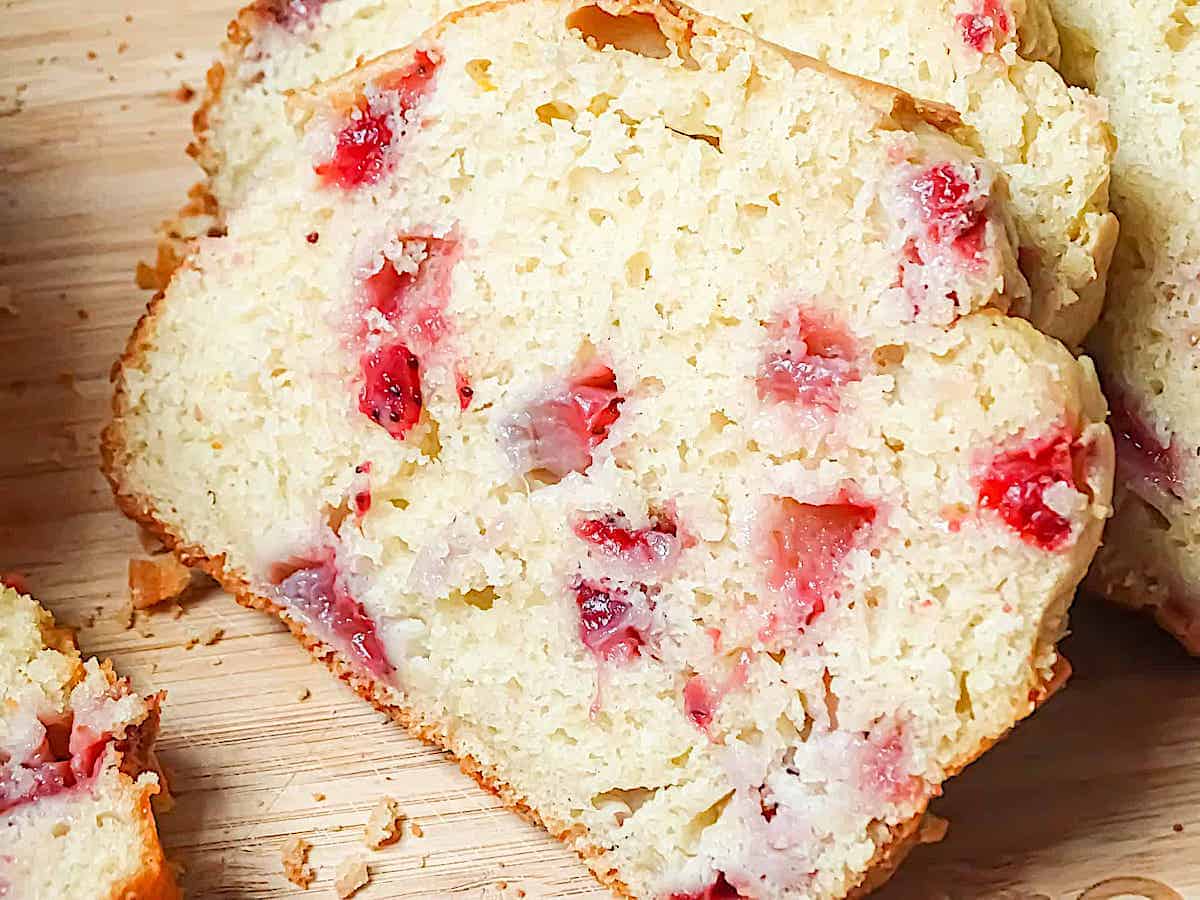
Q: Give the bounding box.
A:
[758,307,859,412]
[911,163,988,256]
[364,238,459,351]
[505,364,624,479]
[862,727,923,805]
[957,0,1012,52]
[977,428,1084,551]
[266,0,328,30]
[571,577,651,665]
[573,512,679,568]
[316,107,394,190]
[359,344,423,440]
[456,372,474,410]
[683,675,717,730]
[669,873,743,900]
[353,462,372,520]
[1108,387,1183,509]
[762,497,876,630]
[67,723,110,782]
[274,556,393,678]
[315,50,440,189]
[0,714,113,815]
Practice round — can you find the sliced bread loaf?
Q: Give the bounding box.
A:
[177,0,1117,347]
[106,1,1113,896]
[1041,0,1200,652]
[0,584,176,900]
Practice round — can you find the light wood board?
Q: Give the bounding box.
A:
[0,1,1197,897]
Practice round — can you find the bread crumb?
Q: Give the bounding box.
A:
[211,658,223,667]
[201,625,224,646]
[280,837,314,889]
[174,83,195,103]
[86,50,97,61]
[334,858,370,898]
[364,796,404,850]
[296,687,311,702]
[313,792,326,802]
[120,603,136,630]
[409,820,424,838]
[129,556,192,609]
[418,854,429,869]
[1173,823,1184,833]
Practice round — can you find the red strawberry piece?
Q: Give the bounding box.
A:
[359,344,423,440]
[572,577,651,665]
[683,675,717,731]
[910,163,988,258]
[506,364,624,479]
[758,307,859,412]
[956,0,1013,52]
[364,237,459,351]
[264,0,328,30]
[762,497,876,630]
[862,727,923,805]
[315,50,440,189]
[1107,387,1184,510]
[669,873,743,900]
[977,428,1085,551]
[573,512,679,568]
[274,556,394,678]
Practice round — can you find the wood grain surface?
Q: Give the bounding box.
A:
[0,2,1197,897]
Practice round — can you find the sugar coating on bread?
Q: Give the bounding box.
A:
[108,1,1113,896]
[0,587,175,900]
[1040,0,1200,651]
[186,0,1115,348]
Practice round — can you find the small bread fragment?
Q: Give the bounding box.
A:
[281,836,316,889]
[364,796,405,850]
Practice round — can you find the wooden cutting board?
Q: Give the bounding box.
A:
[1,2,1197,897]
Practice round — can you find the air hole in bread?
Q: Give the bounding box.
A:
[566,6,671,58]
[536,100,577,126]
[591,787,657,825]
[459,587,497,610]
[682,790,734,847]
[1166,1,1198,51]
[465,58,496,92]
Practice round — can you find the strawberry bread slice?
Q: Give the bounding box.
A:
[1041,0,1200,653]
[0,584,176,900]
[106,1,1113,896]
[177,0,1116,348]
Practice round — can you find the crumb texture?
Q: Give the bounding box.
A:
[108,1,1113,897]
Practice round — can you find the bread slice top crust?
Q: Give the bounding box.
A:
[0,585,177,900]
[108,1,1113,896]
[180,0,1116,348]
